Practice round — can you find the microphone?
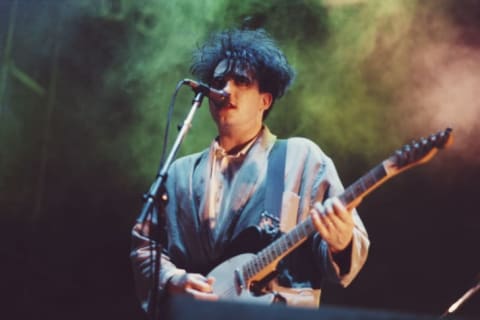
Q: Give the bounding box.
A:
[183,79,230,107]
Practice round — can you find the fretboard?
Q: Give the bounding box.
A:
[339,163,388,208]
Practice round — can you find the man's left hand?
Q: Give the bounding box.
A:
[311,197,354,253]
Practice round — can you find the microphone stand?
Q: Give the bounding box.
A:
[441,278,480,318]
[138,90,205,223]
[137,91,206,320]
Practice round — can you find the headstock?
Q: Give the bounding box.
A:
[390,128,453,171]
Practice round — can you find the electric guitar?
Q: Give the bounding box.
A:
[207,128,453,303]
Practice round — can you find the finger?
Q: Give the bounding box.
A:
[330,199,355,230]
[186,288,219,301]
[311,206,329,236]
[323,199,339,227]
[206,276,216,286]
[320,198,346,228]
[315,199,337,230]
[318,209,335,231]
[189,274,214,293]
[332,197,350,216]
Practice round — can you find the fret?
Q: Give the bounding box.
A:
[244,265,250,280]
[372,164,387,181]
[248,261,254,276]
[271,246,278,261]
[278,239,285,253]
[259,253,265,267]
[272,242,280,257]
[252,260,259,275]
[244,262,251,280]
[257,258,263,272]
[363,167,379,188]
[266,249,274,264]
[292,227,300,243]
[299,226,305,241]
[244,264,252,281]
[271,242,280,257]
[352,180,365,200]
[340,190,355,206]
[259,252,265,267]
[302,220,311,237]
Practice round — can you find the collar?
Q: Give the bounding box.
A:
[212,126,275,159]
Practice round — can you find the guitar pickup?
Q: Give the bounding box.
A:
[234,268,246,294]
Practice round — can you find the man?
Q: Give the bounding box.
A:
[130,28,369,313]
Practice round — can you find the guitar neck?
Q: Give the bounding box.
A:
[242,161,390,282]
[339,161,392,210]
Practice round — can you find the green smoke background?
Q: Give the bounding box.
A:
[1,0,479,319]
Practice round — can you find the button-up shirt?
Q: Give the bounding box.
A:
[131,126,369,310]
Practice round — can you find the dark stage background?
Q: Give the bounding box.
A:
[1,0,479,319]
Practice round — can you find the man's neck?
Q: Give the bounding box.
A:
[218,126,263,155]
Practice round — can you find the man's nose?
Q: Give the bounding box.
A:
[222,79,235,93]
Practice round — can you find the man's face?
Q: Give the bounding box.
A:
[208,59,272,135]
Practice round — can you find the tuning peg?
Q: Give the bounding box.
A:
[436,128,453,149]
[394,149,407,166]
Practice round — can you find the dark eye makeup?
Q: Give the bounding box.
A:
[211,75,252,89]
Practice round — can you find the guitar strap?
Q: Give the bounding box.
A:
[263,139,320,307]
[262,139,287,227]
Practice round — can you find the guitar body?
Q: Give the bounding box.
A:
[208,253,274,304]
[220,225,279,260]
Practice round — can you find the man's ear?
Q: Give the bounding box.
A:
[261,92,273,111]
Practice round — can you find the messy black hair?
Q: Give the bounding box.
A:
[190,28,295,118]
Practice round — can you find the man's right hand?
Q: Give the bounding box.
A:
[167,272,219,301]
